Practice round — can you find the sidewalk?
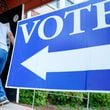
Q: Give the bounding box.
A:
[0,103,35,110]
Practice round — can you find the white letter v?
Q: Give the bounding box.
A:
[19,20,40,43]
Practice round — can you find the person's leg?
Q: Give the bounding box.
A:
[0,48,9,105]
[0,48,8,97]
[0,79,6,98]
[0,49,8,75]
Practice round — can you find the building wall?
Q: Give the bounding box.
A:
[26,0,88,18]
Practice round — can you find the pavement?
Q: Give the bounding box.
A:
[0,103,35,110]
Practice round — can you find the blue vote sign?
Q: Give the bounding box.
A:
[6,0,110,92]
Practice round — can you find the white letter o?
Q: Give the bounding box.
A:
[38,15,63,40]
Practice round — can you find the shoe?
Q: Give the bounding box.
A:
[0,97,9,105]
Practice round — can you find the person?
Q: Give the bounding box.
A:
[0,21,14,105]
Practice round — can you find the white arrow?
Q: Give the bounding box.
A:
[21,44,110,80]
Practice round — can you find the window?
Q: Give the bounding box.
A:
[66,0,74,6]
[49,0,74,9]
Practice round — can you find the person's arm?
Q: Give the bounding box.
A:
[8,31,14,46]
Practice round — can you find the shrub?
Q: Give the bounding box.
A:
[19,90,48,106]
[19,90,110,108]
[47,91,84,107]
[89,93,110,107]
